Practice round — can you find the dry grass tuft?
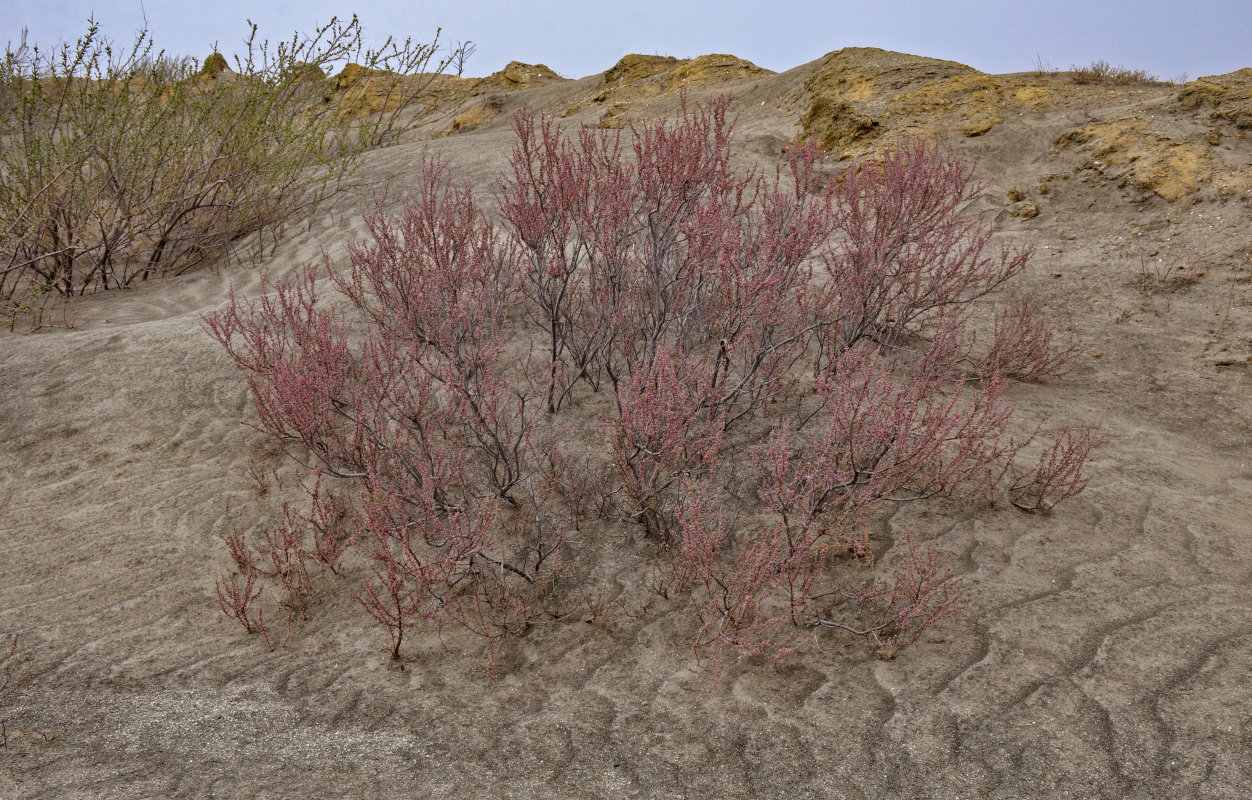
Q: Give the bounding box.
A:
[1070,60,1158,85]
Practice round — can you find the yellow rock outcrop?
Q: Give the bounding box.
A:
[1178,68,1252,128]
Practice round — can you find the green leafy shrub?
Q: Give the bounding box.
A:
[0,17,459,328]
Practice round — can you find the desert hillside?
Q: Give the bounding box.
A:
[2,48,1251,798]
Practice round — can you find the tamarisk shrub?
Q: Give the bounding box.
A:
[811,141,1030,365]
[809,532,968,659]
[496,102,1094,669]
[216,473,352,646]
[500,99,834,422]
[982,297,1077,381]
[210,99,1098,675]
[501,99,841,547]
[673,337,1019,665]
[208,159,561,668]
[610,343,727,538]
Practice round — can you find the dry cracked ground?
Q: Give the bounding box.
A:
[2,48,1251,798]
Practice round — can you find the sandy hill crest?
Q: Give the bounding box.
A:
[419,46,1252,205]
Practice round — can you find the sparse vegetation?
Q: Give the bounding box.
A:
[1070,60,1157,85]
[450,40,477,77]
[134,52,200,83]
[0,633,28,748]
[0,634,25,704]
[1134,256,1204,294]
[0,18,467,329]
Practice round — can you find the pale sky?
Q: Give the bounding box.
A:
[3,1,1249,82]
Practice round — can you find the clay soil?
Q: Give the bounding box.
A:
[2,51,1251,798]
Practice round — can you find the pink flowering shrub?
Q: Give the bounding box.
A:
[207,160,561,671]
[207,98,1097,675]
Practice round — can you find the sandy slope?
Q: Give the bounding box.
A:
[2,52,1251,798]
